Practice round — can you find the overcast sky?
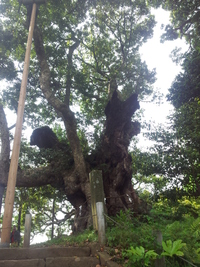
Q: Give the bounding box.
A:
[138,8,188,149]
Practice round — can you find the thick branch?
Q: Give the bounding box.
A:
[33,26,88,183]
[15,166,64,188]
[33,26,65,112]
[65,38,80,106]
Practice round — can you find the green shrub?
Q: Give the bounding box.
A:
[123,246,158,267]
[106,210,154,249]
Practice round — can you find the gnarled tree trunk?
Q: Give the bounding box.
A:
[28,91,141,231]
[98,91,140,215]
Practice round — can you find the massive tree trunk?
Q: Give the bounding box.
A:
[29,91,141,231]
[96,91,141,215]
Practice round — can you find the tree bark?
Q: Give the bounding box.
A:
[51,198,55,240]
[93,90,141,215]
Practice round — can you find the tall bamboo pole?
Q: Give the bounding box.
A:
[0,4,37,247]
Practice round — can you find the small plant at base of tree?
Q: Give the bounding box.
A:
[161,239,186,257]
[123,246,158,267]
[123,240,187,267]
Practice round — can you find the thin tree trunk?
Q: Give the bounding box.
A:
[17,204,22,233]
[0,104,10,217]
[0,186,5,216]
[51,199,55,240]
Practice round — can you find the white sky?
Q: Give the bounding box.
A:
[138,8,188,149]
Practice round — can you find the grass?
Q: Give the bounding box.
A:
[30,229,98,247]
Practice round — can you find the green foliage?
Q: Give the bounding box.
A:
[52,124,68,144]
[150,197,200,225]
[19,135,74,171]
[25,202,200,266]
[104,202,200,266]
[162,218,200,264]
[191,217,200,238]
[154,0,200,49]
[161,240,186,257]
[33,229,98,247]
[106,210,155,249]
[1,4,200,267]
[149,0,200,203]
[0,22,17,81]
[63,229,98,245]
[123,240,187,267]
[139,123,200,198]
[168,51,200,109]
[123,246,158,267]
[9,185,73,241]
[0,0,156,133]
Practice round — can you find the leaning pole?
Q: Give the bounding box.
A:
[0,2,39,247]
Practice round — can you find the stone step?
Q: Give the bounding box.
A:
[0,245,122,267]
[0,247,90,260]
[0,256,99,267]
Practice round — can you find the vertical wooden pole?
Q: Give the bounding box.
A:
[154,230,165,267]
[96,202,106,245]
[89,170,104,230]
[24,214,31,248]
[0,4,37,247]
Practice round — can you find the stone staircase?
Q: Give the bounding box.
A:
[0,245,120,267]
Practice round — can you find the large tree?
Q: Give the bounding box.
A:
[0,0,156,231]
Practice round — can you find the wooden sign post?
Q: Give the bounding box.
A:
[24,214,32,247]
[89,170,105,230]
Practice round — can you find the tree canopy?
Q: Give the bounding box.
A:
[0,0,156,232]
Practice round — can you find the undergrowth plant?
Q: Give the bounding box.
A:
[106,210,154,249]
[32,229,98,247]
[161,239,186,257]
[30,198,200,267]
[106,205,200,266]
[123,240,188,267]
[123,246,158,267]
